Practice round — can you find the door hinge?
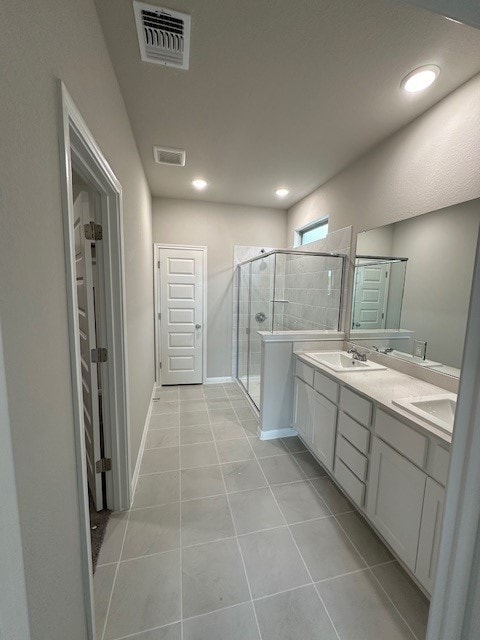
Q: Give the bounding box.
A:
[91,347,108,363]
[95,458,112,473]
[159,362,162,369]
[158,312,161,320]
[157,260,160,268]
[84,221,103,241]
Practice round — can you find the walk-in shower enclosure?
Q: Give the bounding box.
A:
[236,249,345,408]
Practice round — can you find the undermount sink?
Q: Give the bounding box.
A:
[305,351,387,372]
[393,393,457,434]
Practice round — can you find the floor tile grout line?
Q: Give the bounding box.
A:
[251,438,343,640]
[110,619,182,640]
[105,509,381,567]
[308,559,398,586]
[330,511,421,640]
[131,476,337,511]
[100,498,133,640]
[139,451,311,477]
[114,385,415,640]
[368,567,422,640]
[204,400,265,640]
[179,436,184,640]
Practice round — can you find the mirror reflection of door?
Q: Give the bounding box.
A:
[352,263,390,329]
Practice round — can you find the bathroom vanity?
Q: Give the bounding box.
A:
[292,350,452,595]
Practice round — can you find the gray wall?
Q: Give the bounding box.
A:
[152,198,287,378]
[0,1,154,638]
[0,314,31,640]
[391,201,480,367]
[356,226,395,256]
[288,73,480,240]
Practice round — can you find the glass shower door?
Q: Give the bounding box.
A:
[237,262,250,392]
[247,254,275,407]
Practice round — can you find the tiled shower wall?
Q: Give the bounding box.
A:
[275,226,353,331]
[273,253,344,331]
[231,227,352,378]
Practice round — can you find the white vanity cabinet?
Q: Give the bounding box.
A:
[367,436,427,572]
[416,477,445,593]
[311,391,337,472]
[293,369,337,471]
[292,355,449,595]
[293,377,314,443]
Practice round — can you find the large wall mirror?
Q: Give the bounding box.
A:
[350,198,480,378]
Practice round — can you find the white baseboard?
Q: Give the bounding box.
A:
[131,383,155,499]
[205,376,233,384]
[258,427,298,440]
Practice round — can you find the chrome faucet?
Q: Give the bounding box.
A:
[347,347,367,362]
[373,346,393,355]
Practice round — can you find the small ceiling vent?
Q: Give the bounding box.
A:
[133,2,191,70]
[153,146,186,166]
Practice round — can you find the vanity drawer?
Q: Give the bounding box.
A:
[431,444,450,486]
[375,409,428,468]
[336,435,368,481]
[337,411,370,454]
[295,360,314,387]
[335,457,366,506]
[340,387,373,426]
[314,370,339,404]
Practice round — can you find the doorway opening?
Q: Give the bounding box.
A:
[72,171,111,566]
[154,244,207,386]
[58,81,131,639]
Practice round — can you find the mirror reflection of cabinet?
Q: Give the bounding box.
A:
[350,198,480,378]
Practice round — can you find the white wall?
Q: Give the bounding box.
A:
[0,1,154,638]
[0,314,31,640]
[391,201,480,367]
[288,73,480,240]
[356,226,395,256]
[152,198,287,378]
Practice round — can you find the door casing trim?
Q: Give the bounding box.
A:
[57,80,131,640]
[154,243,207,385]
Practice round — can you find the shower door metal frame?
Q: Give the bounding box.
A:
[235,249,347,407]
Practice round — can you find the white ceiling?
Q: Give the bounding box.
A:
[95,0,480,208]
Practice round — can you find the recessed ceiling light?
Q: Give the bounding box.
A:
[275,188,290,198]
[401,65,440,93]
[191,178,208,191]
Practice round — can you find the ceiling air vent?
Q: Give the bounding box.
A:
[133,2,191,70]
[153,146,186,166]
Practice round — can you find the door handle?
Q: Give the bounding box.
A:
[195,324,202,329]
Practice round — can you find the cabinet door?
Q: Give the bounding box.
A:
[416,477,445,594]
[293,378,313,445]
[367,437,426,571]
[311,391,337,471]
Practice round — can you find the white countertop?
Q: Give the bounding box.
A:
[295,351,453,445]
[259,330,345,343]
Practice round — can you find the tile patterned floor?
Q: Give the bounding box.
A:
[94,382,430,640]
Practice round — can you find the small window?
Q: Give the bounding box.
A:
[298,219,329,245]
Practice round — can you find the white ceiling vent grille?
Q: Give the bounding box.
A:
[133,2,191,70]
[153,146,186,166]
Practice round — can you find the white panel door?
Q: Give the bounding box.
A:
[159,248,204,385]
[74,191,103,510]
[352,264,390,329]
